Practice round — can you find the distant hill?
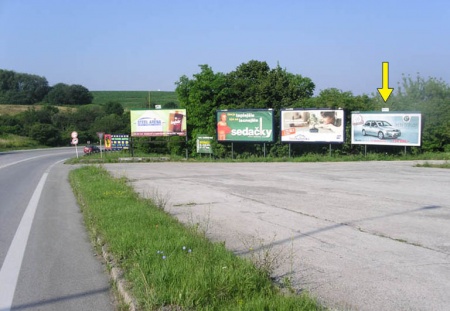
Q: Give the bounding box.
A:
[0,104,75,116]
[91,91,179,110]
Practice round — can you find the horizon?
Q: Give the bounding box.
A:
[1,1,449,96]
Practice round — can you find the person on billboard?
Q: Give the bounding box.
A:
[217,113,231,140]
[316,111,342,132]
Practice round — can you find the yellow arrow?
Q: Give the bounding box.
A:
[377,62,394,102]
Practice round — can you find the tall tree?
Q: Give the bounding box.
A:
[103,101,124,115]
[176,61,316,156]
[389,75,450,152]
[0,69,49,104]
[46,83,93,105]
[176,65,226,147]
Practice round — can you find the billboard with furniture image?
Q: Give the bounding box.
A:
[281,109,345,143]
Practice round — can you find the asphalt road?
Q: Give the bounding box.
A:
[104,161,450,311]
[0,148,112,311]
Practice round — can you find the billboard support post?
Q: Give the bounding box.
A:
[365,145,367,157]
[264,143,266,158]
[185,135,188,160]
[329,144,332,157]
[289,143,291,158]
[232,143,234,159]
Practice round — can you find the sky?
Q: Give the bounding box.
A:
[1,0,449,96]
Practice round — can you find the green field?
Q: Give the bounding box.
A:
[91,91,179,110]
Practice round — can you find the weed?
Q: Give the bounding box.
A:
[148,187,171,210]
[70,166,321,310]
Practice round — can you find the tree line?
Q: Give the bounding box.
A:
[1,63,449,156]
[0,101,129,146]
[176,60,450,157]
[0,69,93,105]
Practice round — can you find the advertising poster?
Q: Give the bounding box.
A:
[196,135,213,154]
[130,109,187,137]
[111,134,129,150]
[216,109,274,142]
[351,112,422,146]
[104,134,112,150]
[281,109,345,143]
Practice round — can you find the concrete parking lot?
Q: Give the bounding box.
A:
[104,161,450,311]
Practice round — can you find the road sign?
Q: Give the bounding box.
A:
[72,138,79,145]
[97,132,104,140]
[71,131,78,138]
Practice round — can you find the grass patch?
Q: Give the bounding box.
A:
[69,165,321,310]
[0,104,75,116]
[65,149,450,165]
[65,150,184,164]
[0,134,42,151]
[414,161,450,169]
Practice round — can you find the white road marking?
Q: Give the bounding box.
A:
[0,151,74,170]
[0,160,65,311]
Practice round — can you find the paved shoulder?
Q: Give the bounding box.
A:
[11,163,113,311]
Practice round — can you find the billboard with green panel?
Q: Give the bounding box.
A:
[216,109,274,142]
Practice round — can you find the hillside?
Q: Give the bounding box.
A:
[91,91,179,110]
[0,104,75,116]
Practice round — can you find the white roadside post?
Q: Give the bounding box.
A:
[97,132,104,158]
[71,131,79,158]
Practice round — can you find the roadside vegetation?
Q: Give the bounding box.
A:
[65,148,450,165]
[414,161,450,169]
[69,165,322,310]
[1,63,449,157]
[0,133,42,150]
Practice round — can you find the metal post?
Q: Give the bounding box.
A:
[131,137,134,157]
[329,144,332,157]
[264,143,266,158]
[289,143,291,158]
[365,144,367,157]
[232,143,234,159]
[185,135,188,160]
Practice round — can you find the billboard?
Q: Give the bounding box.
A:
[130,109,187,137]
[104,134,129,151]
[112,134,129,150]
[281,109,345,143]
[196,135,213,154]
[216,109,274,142]
[104,134,112,150]
[351,112,421,146]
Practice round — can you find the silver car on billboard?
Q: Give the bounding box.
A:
[362,120,401,139]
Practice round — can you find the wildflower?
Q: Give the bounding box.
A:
[182,246,186,250]
[188,249,192,253]
[162,255,166,260]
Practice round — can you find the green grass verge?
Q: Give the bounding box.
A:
[69,165,321,310]
[65,149,450,165]
[414,161,450,169]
